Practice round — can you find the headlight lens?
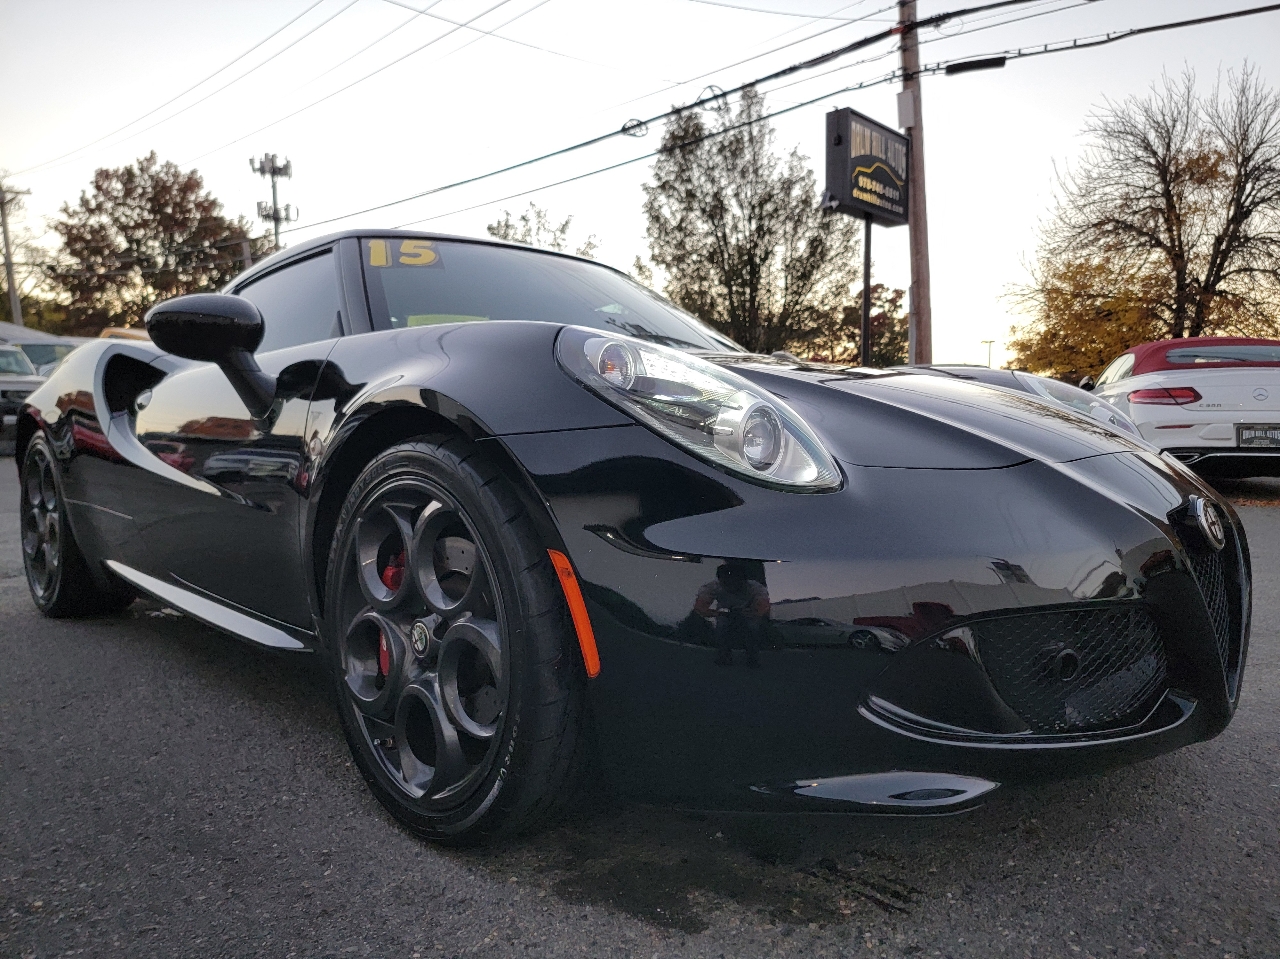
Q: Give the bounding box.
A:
[557,327,841,490]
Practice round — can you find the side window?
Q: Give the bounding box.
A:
[237,251,342,353]
[1096,352,1135,387]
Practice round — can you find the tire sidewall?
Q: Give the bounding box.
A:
[21,433,65,612]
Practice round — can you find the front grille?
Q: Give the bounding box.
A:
[972,607,1167,734]
[1188,550,1232,672]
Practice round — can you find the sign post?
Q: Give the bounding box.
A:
[823,108,909,367]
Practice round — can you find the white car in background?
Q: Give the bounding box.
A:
[1088,336,1280,477]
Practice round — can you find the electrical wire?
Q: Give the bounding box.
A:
[280,0,1059,234]
[13,0,332,176]
[379,0,593,65]
[184,0,519,162]
[607,1,896,112]
[681,0,861,18]
[27,0,367,179]
[763,0,1086,99]
[35,1,1280,273]
[388,1,1280,227]
[305,1,444,84]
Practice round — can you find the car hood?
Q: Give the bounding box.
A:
[716,358,1147,469]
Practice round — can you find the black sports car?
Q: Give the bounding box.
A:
[15,231,1250,842]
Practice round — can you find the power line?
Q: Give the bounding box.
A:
[184,0,521,163]
[304,1,445,84]
[681,0,861,18]
[763,0,1087,99]
[282,0,1058,234]
[31,1,1280,279]
[391,1,1280,228]
[608,1,896,113]
[938,1,1280,73]
[29,0,366,179]
[379,0,593,65]
[13,0,331,176]
[103,2,363,160]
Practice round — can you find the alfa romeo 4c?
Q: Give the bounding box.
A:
[16,232,1250,842]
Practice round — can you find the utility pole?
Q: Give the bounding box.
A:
[982,339,994,367]
[897,0,932,364]
[250,154,295,250]
[0,183,31,327]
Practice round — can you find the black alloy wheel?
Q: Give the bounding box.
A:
[325,436,588,842]
[21,433,134,617]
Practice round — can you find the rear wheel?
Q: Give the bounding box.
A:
[324,436,588,842]
[21,433,134,617]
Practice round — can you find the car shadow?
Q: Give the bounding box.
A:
[1207,475,1280,506]
[463,750,1200,934]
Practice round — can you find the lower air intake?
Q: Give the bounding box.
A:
[1188,550,1233,673]
[972,606,1167,734]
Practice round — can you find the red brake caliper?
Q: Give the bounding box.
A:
[380,549,405,591]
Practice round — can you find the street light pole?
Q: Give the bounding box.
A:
[860,216,872,367]
[982,339,995,367]
[898,0,933,364]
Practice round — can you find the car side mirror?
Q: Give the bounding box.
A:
[144,293,276,419]
[1078,375,1096,392]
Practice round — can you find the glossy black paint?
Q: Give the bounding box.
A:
[15,230,1251,813]
[144,293,277,420]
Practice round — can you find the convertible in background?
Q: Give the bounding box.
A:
[1087,336,1280,477]
[14,232,1251,843]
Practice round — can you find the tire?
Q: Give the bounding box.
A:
[323,435,588,843]
[21,433,134,617]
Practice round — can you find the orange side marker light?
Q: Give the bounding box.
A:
[547,549,600,678]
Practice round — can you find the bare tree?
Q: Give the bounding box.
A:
[641,89,865,356]
[486,203,597,258]
[1015,65,1280,375]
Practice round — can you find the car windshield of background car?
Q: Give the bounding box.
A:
[1096,352,1135,386]
[18,343,73,368]
[1166,345,1280,365]
[362,238,742,353]
[0,349,36,375]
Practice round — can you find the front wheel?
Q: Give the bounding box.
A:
[324,436,588,843]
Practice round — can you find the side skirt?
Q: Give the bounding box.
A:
[105,560,312,652]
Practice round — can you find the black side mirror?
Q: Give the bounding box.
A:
[1078,375,1096,392]
[144,293,275,418]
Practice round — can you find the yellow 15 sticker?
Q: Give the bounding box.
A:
[366,239,441,267]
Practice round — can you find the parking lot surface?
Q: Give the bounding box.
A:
[1,463,1277,959]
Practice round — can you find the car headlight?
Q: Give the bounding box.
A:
[557,327,841,491]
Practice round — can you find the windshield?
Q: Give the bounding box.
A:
[18,343,75,368]
[0,349,36,375]
[1015,371,1142,438]
[361,238,742,352]
[1166,344,1280,365]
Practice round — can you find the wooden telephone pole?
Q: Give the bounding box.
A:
[898,0,932,364]
[1,183,30,328]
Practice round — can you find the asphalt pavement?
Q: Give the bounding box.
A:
[1,462,1277,959]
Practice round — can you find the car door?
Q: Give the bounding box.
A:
[128,248,346,630]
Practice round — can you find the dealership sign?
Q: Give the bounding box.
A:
[824,108,909,227]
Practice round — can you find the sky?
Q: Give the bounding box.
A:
[2,0,1278,366]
